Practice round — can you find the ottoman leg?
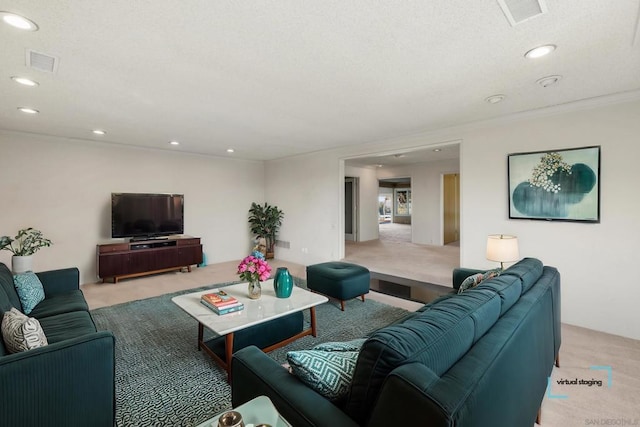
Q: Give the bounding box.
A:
[340,300,345,311]
[361,295,365,302]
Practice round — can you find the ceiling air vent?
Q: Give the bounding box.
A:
[498,0,547,26]
[26,49,59,73]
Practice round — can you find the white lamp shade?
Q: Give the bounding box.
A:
[486,234,519,263]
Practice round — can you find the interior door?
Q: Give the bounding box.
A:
[443,173,460,244]
[345,177,358,241]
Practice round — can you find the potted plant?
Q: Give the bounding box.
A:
[248,202,284,259]
[0,228,52,273]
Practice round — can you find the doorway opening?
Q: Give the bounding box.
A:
[345,177,358,241]
[378,177,411,243]
[443,173,460,245]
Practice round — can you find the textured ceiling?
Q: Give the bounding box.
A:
[1,1,639,161]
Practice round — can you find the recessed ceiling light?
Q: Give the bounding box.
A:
[169,141,180,146]
[536,75,562,88]
[524,44,556,59]
[92,129,106,135]
[18,107,38,114]
[433,148,442,152]
[11,76,39,86]
[485,94,506,104]
[1,12,39,31]
[376,164,383,168]
[226,148,235,153]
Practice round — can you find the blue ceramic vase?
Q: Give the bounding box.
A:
[273,267,293,298]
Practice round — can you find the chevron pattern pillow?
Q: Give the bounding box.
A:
[287,349,360,400]
[1,307,48,353]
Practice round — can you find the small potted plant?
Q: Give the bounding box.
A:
[0,228,52,273]
[248,202,284,259]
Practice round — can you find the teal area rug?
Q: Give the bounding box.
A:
[91,280,410,427]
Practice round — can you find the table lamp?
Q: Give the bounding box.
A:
[486,234,519,270]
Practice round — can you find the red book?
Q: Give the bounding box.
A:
[201,290,238,307]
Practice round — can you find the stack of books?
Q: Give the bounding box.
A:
[200,290,244,315]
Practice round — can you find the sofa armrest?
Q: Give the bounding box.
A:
[452,267,484,290]
[368,363,444,427]
[232,346,359,427]
[36,267,80,296]
[0,331,115,427]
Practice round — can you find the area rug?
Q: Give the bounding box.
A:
[91,280,410,427]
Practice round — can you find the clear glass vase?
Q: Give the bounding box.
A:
[248,280,261,299]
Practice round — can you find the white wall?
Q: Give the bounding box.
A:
[0,131,264,284]
[264,150,343,266]
[345,165,379,242]
[266,97,640,340]
[460,100,640,340]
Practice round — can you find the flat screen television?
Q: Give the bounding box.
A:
[111,193,184,239]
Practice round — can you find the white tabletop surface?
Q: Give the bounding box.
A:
[195,395,291,427]
[172,280,328,335]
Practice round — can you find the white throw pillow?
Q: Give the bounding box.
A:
[1,307,48,353]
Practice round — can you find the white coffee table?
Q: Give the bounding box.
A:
[195,395,291,427]
[172,280,328,379]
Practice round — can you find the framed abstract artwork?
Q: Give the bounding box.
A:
[508,146,600,222]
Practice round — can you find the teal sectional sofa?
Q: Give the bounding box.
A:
[0,262,115,427]
[231,258,561,426]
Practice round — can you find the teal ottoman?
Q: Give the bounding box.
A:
[306,262,370,311]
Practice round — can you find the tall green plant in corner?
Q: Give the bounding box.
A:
[248,202,284,258]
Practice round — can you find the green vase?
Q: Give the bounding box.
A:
[273,267,293,298]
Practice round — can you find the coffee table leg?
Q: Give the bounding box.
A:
[198,323,203,351]
[225,333,234,380]
[310,307,318,337]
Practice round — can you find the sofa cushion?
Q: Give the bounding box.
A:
[1,307,48,353]
[38,311,97,343]
[501,258,544,294]
[0,263,21,311]
[29,290,89,319]
[475,274,523,315]
[287,349,360,400]
[345,289,501,425]
[13,272,45,315]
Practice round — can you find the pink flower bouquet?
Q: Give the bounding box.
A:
[237,255,272,283]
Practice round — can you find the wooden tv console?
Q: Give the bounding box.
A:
[97,237,203,283]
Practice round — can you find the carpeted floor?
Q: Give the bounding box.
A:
[344,238,459,286]
[91,281,409,427]
[378,222,412,243]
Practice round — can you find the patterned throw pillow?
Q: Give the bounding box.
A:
[13,272,45,314]
[458,269,501,294]
[287,349,360,400]
[1,307,48,353]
